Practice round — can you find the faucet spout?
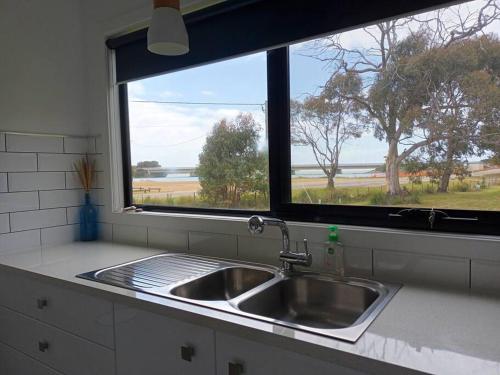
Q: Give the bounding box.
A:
[247,216,311,273]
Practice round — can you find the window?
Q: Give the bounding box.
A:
[113,0,500,235]
[126,53,269,211]
[289,1,500,212]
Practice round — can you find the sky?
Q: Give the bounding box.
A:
[127,0,499,169]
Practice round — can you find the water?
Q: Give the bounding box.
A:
[133,169,377,183]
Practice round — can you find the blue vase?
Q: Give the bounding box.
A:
[80,192,98,241]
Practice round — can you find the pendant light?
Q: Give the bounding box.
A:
[147,0,189,56]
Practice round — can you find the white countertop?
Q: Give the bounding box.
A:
[0,241,499,375]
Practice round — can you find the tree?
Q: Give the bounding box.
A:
[197,113,267,207]
[412,36,500,191]
[305,0,500,195]
[291,72,365,189]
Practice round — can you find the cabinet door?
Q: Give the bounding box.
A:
[216,332,367,375]
[0,342,63,375]
[115,304,216,375]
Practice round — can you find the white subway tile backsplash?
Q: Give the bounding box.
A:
[38,153,82,172]
[0,174,7,193]
[0,133,104,251]
[41,225,79,247]
[64,137,94,154]
[65,172,82,189]
[8,172,65,192]
[6,134,63,153]
[0,153,37,172]
[147,228,188,251]
[0,230,40,254]
[0,192,39,213]
[374,249,469,289]
[237,236,281,266]
[189,232,237,258]
[10,208,67,232]
[112,224,147,246]
[0,214,9,234]
[471,260,500,295]
[66,172,104,189]
[95,136,104,154]
[99,222,112,241]
[67,206,80,225]
[39,189,84,209]
[88,154,104,171]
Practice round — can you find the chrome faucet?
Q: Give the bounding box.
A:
[248,216,312,272]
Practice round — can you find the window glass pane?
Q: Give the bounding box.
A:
[127,52,269,210]
[289,0,500,210]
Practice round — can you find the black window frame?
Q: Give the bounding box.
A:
[113,0,500,236]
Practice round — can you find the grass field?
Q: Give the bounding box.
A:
[133,174,500,211]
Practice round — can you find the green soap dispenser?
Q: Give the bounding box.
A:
[325,225,344,277]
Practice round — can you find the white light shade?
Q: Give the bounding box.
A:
[147,7,189,56]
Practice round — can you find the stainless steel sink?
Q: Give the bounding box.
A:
[78,254,399,342]
[170,267,274,301]
[237,276,378,329]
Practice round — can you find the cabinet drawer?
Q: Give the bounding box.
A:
[0,342,63,375]
[0,268,114,348]
[216,332,366,375]
[0,305,115,375]
[115,304,216,375]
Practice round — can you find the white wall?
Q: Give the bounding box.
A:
[0,0,87,135]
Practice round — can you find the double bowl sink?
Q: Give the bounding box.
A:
[78,254,399,342]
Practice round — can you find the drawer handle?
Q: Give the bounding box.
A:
[38,341,49,352]
[37,298,48,310]
[228,362,244,375]
[181,345,195,362]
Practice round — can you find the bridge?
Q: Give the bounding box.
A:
[138,163,385,177]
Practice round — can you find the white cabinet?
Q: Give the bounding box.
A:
[216,332,367,375]
[0,342,63,375]
[115,304,216,375]
[0,305,114,375]
[0,268,114,347]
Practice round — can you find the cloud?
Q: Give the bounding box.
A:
[200,90,215,97]
[128,101,266,167]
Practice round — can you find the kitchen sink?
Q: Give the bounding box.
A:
[170,266,274,301]
[238,276,379,329]
[78,253,399,342]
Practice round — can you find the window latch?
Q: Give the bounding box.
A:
[389,208,478,229]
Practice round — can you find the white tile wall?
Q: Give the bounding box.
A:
[237,236,281,266]
[471,260,500,295]
[112,224,147,246]
[0,132,103,252]
[41,225,79,247]
[0,214,9,234]
[0,192,39,213]
[8,172,65,192]
[0,174,7,193]
[189,232,237,258]
[374,249,469,289]
[39,189,84,209]
[10,209,67,231]
[6,134,63,153]
[63,136,94,154]
[0,230,41,254]
[0,153,37,172]
[147,227,188,251]
[38,153,83,172]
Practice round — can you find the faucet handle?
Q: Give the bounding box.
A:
[303,239,309,255]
